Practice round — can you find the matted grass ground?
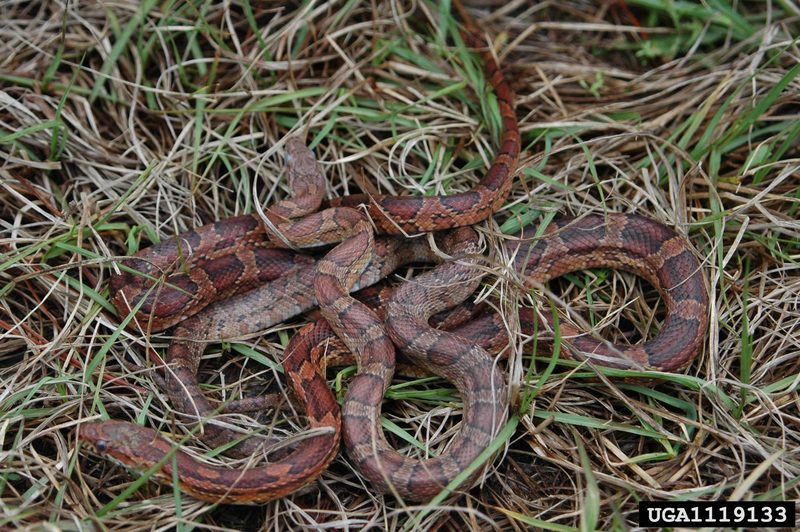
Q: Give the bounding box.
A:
[1,1,799,530]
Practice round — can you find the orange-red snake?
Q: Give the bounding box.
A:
[79,2,708,504]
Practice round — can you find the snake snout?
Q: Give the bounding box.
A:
[284,136,314,163]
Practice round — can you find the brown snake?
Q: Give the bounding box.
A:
[79,2,708,504]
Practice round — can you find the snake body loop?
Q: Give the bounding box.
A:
[509,214,709,371]
[347,227,508,500]
[80,319,341,504]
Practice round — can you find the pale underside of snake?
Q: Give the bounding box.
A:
[79,2,708,505]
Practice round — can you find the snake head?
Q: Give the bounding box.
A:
[284,137,315,164]
[283,137,321,187]
[79,420,162,471]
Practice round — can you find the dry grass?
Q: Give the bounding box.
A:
[2,1,799,530]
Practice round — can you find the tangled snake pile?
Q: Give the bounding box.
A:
[79,3,709,505]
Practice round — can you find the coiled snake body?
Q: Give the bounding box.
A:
[79,3,708,505]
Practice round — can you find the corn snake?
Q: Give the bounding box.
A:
[79,1,709,505]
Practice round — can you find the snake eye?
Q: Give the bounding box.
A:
[96,440,108,452]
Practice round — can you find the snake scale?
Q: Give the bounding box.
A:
[79,2,709,505]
